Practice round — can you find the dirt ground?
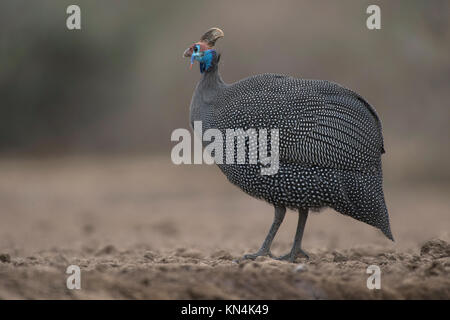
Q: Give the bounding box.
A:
[0,156,448,299]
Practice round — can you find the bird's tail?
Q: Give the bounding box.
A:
[338,167,394,241]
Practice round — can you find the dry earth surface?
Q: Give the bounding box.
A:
[0,156,449,299]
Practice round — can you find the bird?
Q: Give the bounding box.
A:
[183,27,393,262]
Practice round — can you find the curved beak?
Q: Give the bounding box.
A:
[183,47,194,70]
[183,47,192,58]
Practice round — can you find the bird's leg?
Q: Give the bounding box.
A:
[276,208,309,262]
[243,206,286,260]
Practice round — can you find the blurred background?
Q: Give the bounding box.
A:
[1,0,449,179]
[0,0,449,254]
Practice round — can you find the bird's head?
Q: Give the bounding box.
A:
[183,27,224,73]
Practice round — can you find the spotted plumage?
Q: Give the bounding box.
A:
[185,28,393,261]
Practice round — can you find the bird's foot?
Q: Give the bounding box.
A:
[242,250,274,261]
[275,250,309,263]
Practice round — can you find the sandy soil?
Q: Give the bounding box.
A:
[0,156,449,299]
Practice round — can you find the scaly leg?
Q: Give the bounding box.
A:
[243,206,286,260]
[276,208,309,262]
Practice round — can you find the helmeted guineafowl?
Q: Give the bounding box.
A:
[183,27,393,262]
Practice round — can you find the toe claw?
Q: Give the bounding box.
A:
[243,253,257,260]
[242,251,272,260]
[275,253,291,261]
[275,250,309,262]
[300,250,310,260]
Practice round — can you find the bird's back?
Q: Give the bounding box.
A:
[209,73,384,171]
